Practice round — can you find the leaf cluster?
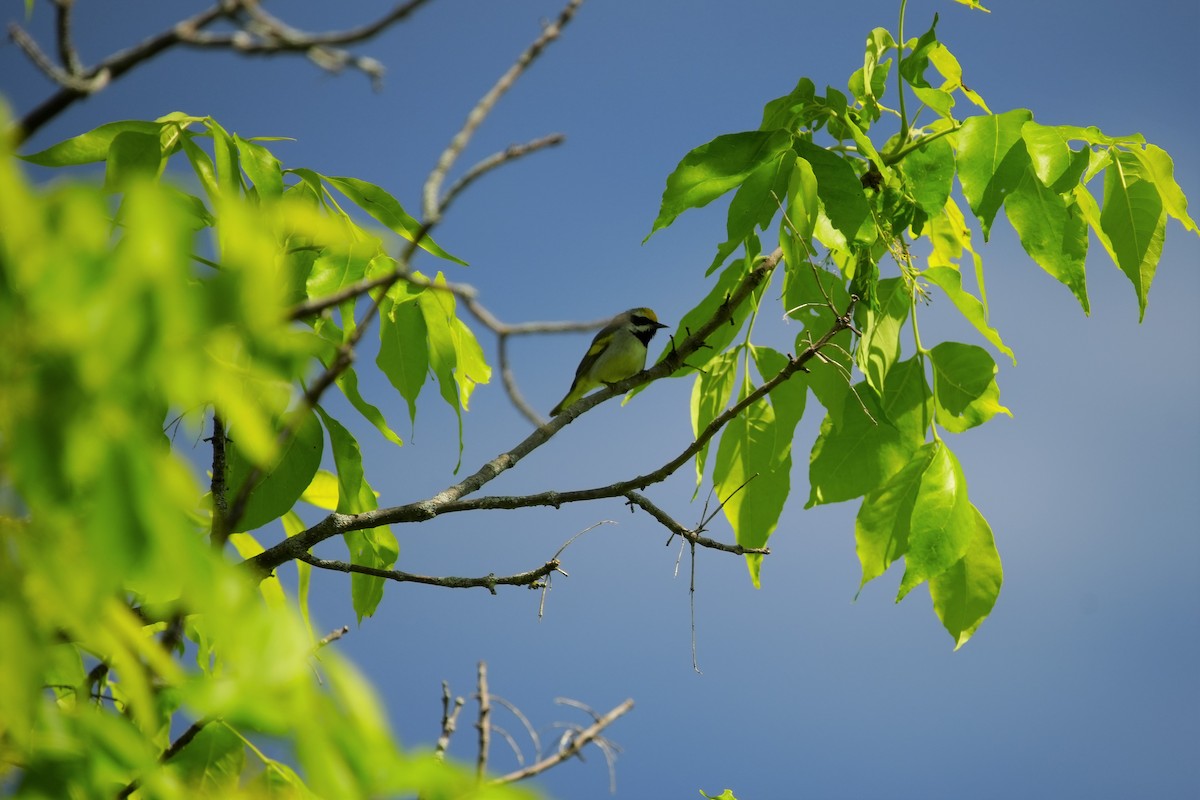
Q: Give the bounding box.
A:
[643,10,1194,646]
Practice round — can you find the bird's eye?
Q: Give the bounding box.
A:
[631,315,653,325]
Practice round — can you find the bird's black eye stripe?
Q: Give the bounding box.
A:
[631,315,654,325]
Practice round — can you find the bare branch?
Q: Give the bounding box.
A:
[493,698,634,785]
[248,248,788,575]
[8,19,108,93]
[12,0,435,144]
[316,625,350,649]
[422,0,585,221]
[624,491,767,556]
[439,133,566,216]
[476,661,491,779]
[116,717,212,798]
[498,334,548,427]
[52,0,83,76]
[207,413,229,547]
[435,681,465,760]
[296,551,559,594]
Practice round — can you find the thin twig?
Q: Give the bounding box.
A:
[492,698,634,785]
[435,681,465,760]
[476,661,491,779]
[53,0,84,76]
[316,625,350,648]
[296,551,559,594]
[248,248,791,575]
[498,334,548,427]
[439,133,566,216]
[422,0,585,220]
[116,718,212,798]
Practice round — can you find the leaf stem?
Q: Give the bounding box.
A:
[909,285,940,442]
[896,0,911,150]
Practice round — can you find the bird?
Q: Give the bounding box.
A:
[549,307,669,417]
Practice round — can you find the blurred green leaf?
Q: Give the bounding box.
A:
[227,411,324,533]
[324,175,466,265]
[104,131,162,190]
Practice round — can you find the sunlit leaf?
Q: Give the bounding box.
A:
[647,130,793,239]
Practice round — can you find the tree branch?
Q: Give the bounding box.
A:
[492,698,634,785]
[247,248,789,575]
[296,551,560,594]
[422,0,585,221]
[11,0,435,145]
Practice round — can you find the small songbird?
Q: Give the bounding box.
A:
[549,307,669,417]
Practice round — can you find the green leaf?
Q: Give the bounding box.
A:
[226,410,324,533]
[760,78,815,131]
[1100,150,1167,320]
[794,140,876,249]
[855,442,939,588]
[897,441,974,599]
[180,134,220,204]
[324,175,467,265]
[653,255,761,376]
[1021,122,1090,192]
[104,131,162,190]
[20,119,164,166]
[900,15,941,88]
[377,282,429,427]
[854,276,909,395]
[305,242,378,303]
[315,406,397,620]
[751,345,807,455]
[417,276,487,469]
[713,396,788,587]
[1130,144,1197,234]
[898,134,955,217]
[647,130,793,239]
[336,368,403,447]
[929,504,1002,649]
[313,406,367,515]
[923,266,1014,363]
[707,153,791,275]
[167,722,245,791]
[782,155,820,248]
[929,342,1010,433]
[955,108,1033,240]
[807,358,928,506]
[1005,169,1090,314]
[234,135,284,199]
[205,118,243,197]
[690,350,740,491]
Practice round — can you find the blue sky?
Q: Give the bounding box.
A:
[4,1,1199,798]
